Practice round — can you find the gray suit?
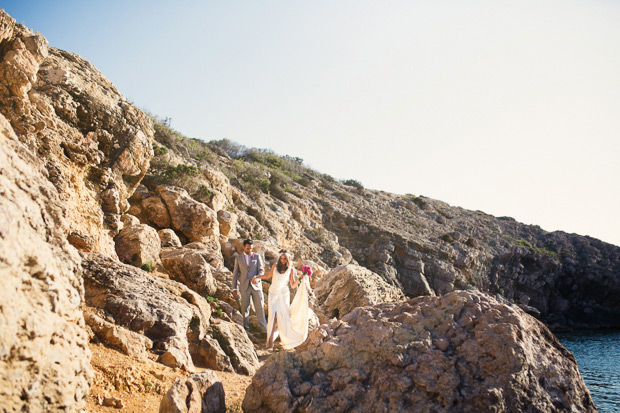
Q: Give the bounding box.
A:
[232,252,267,332]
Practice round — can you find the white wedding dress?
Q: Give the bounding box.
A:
[266,266,310,349]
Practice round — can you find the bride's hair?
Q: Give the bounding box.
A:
[276,252,292,273]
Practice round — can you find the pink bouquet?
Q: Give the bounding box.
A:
[297,265,313,284]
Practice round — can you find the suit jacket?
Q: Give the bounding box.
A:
[232,252,264,292]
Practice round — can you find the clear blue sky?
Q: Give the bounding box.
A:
[4,1,620,247]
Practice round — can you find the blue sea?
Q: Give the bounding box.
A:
[557,331,620,412]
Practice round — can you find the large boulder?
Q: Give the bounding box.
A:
[159,371,226,413]
[314,264,406,318]
[84,309,153,360]
[217,210,237,238]
[203,167,234,211]
[157,185,220,244]
[243,291,595,413]
[158,228,182,248]
[143,196,171,228]
[0,110,91,409]
[82,253,257,374]
[114,224,161,268]
[185,241,226,270]
[210,321,261,376]
[82,253,206,371]
[160,247,218,296]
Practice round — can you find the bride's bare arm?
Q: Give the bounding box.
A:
[257,263,275,281]
[290,268,299,289]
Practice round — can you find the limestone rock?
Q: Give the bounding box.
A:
[314,264,406,318]
[159,229,182,248]
[210,321,260,376]
[203,167,234,211]
[114,224,161,268]
[160,247,218,296]
[0,9,154,257]
[0,108,90,410]
[185,241,226,269]
[82,253,201,371]
[84,309,153,360]
[157,185,220,244]
[159,371,226,413]
[217,210,237,237]
[143,196,171,228]
[121,214,141,228]
[243,291,595,413]
[189,336,235,373]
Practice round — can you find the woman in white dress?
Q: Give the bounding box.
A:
[253,250,310,350]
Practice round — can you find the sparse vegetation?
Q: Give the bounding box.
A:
[206,295,224,318]
[309,228,326,245]
[342,179,364,190]
[441,233,454,243]
[502,235,559,259]
[333,191,351,202]
[140,263,153,272]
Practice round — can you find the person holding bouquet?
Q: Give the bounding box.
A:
[253,250,312,350]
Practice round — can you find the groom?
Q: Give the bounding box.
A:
[232,239,267,333]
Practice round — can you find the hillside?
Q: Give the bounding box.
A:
[145,119,620,330]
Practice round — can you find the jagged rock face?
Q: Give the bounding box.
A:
[159,371,226,413]
[0,113,91,410]
[314,264,407,319]
[243,291,595,413]
[114,224,161,268]
[321,191,620,329]
[84,309,153,360]
[0,9,154,257]
[157,185,220,244]
[160,247,218,296]
[158,228,182,247]
[81,253,259,375]
[82,253,200,371]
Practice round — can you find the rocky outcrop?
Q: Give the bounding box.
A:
[81,253,258,374]
[243,290,595,413]
[217,210,237,238]
[160,247,218,296]
[158,228,182,247]
[157,185,220,244]
[84,309,153,360]
[0,110,91,410]
[314,264,406,318]
[143,196,171,228]
[210,321,260,376]
[82,253,200,370]
[114,224,161,268]
[0,10,154,257]
[322,194,620,329]
[159,371,226,413]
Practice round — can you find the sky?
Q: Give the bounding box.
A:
[4,1,620,247]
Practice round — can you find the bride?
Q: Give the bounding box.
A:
[253,250,310,350]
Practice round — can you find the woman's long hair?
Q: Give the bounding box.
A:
[276,251,292,273]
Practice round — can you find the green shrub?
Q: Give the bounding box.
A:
[342,179,364,190]
[205,295,224,318]
[141,263,153,272]
[153,143,168,156]
[441,233,453,243]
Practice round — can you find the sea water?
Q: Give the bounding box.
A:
[557,331,620,412]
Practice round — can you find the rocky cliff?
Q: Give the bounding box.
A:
[0,7,612,411]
